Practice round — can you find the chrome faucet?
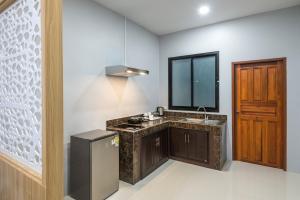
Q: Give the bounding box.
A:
[197,106,208,121]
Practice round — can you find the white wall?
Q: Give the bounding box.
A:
[159,6,300,173]
[63,0,159,194]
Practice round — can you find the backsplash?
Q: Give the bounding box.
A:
[164,110,227,121]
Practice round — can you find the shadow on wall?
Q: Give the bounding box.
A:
[72,70,150,113]
[107,76,128,101]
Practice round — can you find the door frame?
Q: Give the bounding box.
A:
[0,0,63,199]
[42,0,64,198]
[232,58,287,170]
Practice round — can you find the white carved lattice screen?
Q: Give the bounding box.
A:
[0,0,42,172]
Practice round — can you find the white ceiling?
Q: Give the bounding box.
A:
[93,0,300,35]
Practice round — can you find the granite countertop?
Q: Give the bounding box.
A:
[107,115,226,134]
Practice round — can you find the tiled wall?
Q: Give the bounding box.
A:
[0,0,42,172]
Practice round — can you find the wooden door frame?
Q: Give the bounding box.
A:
[232,58,287,171]
[0,0,16,12]
[0,0,63,199]
[42,0,64,199]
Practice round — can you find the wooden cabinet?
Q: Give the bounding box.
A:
[170,128,209,164]
[187,130,209,163]
[169,128,186,158]
[141,129,168,178]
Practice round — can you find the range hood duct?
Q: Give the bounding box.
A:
[105,17,149,77]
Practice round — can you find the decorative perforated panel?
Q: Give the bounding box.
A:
[0,0,42,172]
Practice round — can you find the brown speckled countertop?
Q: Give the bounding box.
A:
[107,111,227,135]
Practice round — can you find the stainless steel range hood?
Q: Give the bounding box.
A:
[105,17,150,78]
[105,65,149,77]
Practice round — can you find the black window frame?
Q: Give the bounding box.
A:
[168,51,219,112]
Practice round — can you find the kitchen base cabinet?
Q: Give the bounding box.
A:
[170,128,187,158]
[141,129,168,178]
[187,130,209,163]
[170,128,209,165]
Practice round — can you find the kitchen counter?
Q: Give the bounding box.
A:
[107,116,226,133]
[106,111,227,184]
[107,110,227,133]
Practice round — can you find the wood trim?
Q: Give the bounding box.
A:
[0,0,63,198]
[281,58,287,171]
[232,58,287,170]
[232,57,286,65]
[41,0,64,199]
[0,153,46,199]
[232,63,237,160]
[0,153,43,185]
[0,0,15,13]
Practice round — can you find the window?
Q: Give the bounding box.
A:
[168,52,219,112]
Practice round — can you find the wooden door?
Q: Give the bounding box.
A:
[170,128,187,158]
[233,58,286,169]
[187,130,209,163]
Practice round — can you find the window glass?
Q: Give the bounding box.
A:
[172,59,191,107]
[193,56,216,108]
[168,52,219,112]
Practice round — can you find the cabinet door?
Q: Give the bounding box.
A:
[187,130,209,163]
[170,128,187,158]
[141,129,169,178]
[141,134,155,177]
[156,129,169,163]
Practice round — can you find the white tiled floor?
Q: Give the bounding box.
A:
[65,160,300,200]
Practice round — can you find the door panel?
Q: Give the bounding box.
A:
[187,130,209,163]
[157,129,168,162]
[234,59,285,169]
[240,68,253,102]
[141,129,169,179]
[253,120,263,162]
[265,121,281,166]
[239,118,251,161]
[267,67,277,102]
[141,134,155,177]
[253,68,263,101]
[91,136,119,200]
[170,128,187,158]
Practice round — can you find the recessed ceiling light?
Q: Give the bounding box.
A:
[198,5,210,16]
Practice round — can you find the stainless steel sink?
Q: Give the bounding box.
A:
[202,120,222,125]
[180,118,205,123]
[180,118,222,125]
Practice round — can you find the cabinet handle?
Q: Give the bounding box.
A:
[185,134,187,143]
[156,137,160,146]
[188,134,190,144]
